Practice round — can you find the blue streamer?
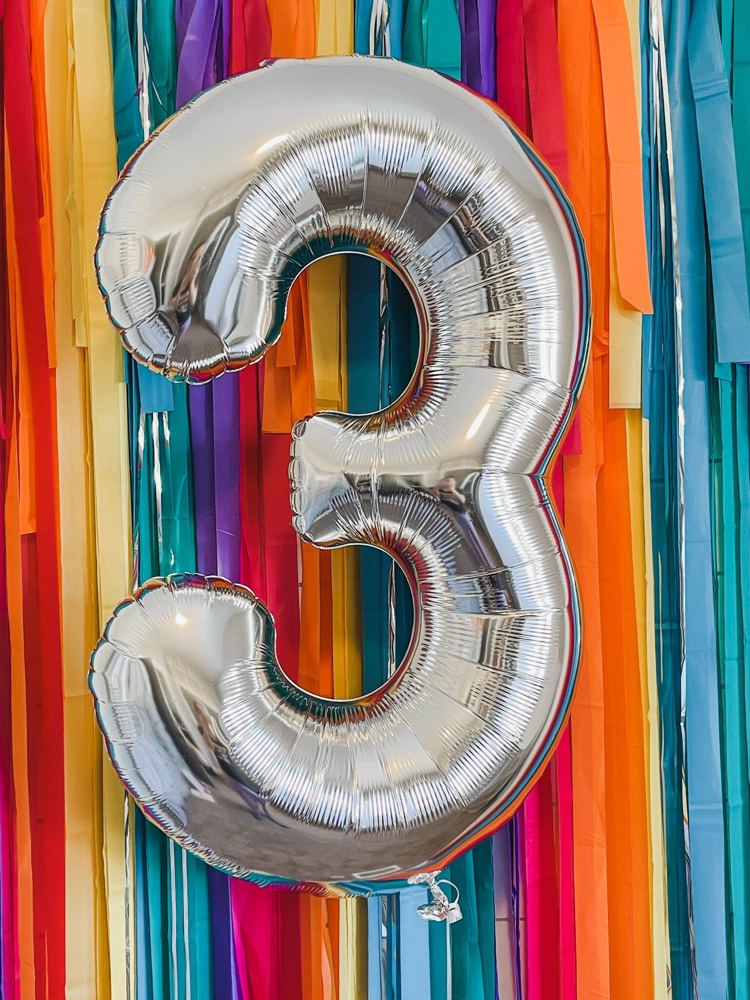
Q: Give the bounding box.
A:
[662,0,730,992]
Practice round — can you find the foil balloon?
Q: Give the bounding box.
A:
[91,56,590,895]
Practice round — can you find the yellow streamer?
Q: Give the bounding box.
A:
[43,0,121,992]
[308,4,364,996]
[630,420,672,999]
[61,0,135,994]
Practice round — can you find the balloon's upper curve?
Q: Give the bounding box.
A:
[97,56,587,401]
[92,56,590,892]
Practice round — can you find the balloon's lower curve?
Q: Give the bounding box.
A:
[91,55,591,898]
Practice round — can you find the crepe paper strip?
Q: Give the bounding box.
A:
[735,0,750,355]
[493,829,521,1000]
[396,887,432,998]
[366,896,382,1000]
[233,4,344,997]
[562,369,610,1000]
[557,4,611,997]
[403,0,461,79]
[176,0,225,106]
[732,365,750,837]
[729,0,750,802]
[0,137,16,997]
[609,0,646,406]
[625,413,671,1000]
[644,305,692,998]
[307,254,364,702]
[459,0,496,99]
[345,255,389,694]
[709,369,750,999]
[317,0,354,53]
[3,202,36,1000]
[597,364,654,1000]
[608,252,642,408]
[522,0,568,186]
[553,730,576,1000]
[69,0,133,614]
[228,6,306,994]
[172,0,241,992]
[4,0,69,988]
[549,469,574,1000]
[608,0,644,409]
[107,0,220,994]
[690,2,750,991]
[602,123,653,1000]
[663,0,730,993]
[266,0,316,60]
[500,12,568,995]
[520,773,559,1000]
[0,488,14,995]
[689,0,750,364]
[496,0,528,133]
[355,0,405,57]
[640,19,692,994]
[43,0,114,988]
[589,0,652,315]
[431,18,501,998]
[190,387,219,575]
[339,900,368,1000]
[231,885,297,999]
[230,0,271,73]
[39,5,114,999]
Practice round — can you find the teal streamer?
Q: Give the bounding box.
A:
[640,1,694,993]
[655,0,750,993]
[728,0,750,784]
[403,0,460,78]
[690,0,750,989]
[688,0,750,364]
[709,363,750,997]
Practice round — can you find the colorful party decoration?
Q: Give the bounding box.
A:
[2,0,750,997]
[91,55,590,895]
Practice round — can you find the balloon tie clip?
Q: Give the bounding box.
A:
[408,871,462,923]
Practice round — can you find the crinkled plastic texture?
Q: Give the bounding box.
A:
[91,56,591,896]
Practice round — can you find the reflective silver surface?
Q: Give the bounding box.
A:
[92,56,590,891]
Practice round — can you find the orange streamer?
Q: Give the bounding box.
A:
[558,5,610,995]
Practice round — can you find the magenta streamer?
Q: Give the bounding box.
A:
[188,385,218,575]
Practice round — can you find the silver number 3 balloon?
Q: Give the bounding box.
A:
[91,57,590,895]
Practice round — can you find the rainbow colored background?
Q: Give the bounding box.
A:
[2,0,749,996]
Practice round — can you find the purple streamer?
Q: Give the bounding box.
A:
[188,384,218,575]
[458,0,496,99]
[177,0,240,995]
[176,0,223,104]
[478,0,496,99]
[213,378,241,580]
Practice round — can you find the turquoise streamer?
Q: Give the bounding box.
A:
[727,0,750,784]
[640,1,694,993]
[109,1,214,995]
[660,0,744,993]
[690,0,750,991]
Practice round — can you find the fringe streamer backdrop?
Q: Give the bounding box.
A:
[1,0,749,996]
